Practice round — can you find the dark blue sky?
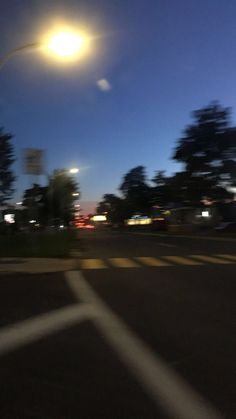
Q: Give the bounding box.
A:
[1,0,236,212]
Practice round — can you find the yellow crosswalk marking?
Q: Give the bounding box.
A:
[162,255,203,266]
[108,258,140,268]
[80,259,107,269]
[135,257,170,267]
[79,254,236,270]
[190,255,232,264]
[216,254,236,262]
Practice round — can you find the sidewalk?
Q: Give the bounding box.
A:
[0,258,76,274]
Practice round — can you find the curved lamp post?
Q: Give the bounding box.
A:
[0,30,90,69]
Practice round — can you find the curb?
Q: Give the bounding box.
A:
[0,258,76,274]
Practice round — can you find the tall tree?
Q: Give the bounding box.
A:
[97,193,125,223]
[49,169,79,225]
[119,166,151,216]
[0,128,15,206]
[173,102,236,203]
[151,171,171,207]
[23,184,48,225]
[22,170,79,226]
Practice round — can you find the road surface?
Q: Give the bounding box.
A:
[0,229,235,418]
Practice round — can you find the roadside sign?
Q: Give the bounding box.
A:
[23,149,45,175]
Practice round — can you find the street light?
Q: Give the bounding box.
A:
[72,192,79,197]
[69,168,79,174]
[0,28,90,69]
[0,27,89,226]
[47,31,86,58]
[0,42,40,70]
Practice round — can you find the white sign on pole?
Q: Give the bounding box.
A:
[23,149,45,175]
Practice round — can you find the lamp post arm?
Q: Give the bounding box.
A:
[0,42,41,70]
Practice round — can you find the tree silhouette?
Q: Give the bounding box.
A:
[97,193,125,224]
[151,171,172,207]
[23,184,48,225]
[48,169,79,225]
[0,128,15,206]
[22,170,79,226]
[173,102,236,203]
[119,166,151,216]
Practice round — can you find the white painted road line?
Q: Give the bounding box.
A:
[66,271,222,419]
[0,303,93,357]
[158,242,177,248]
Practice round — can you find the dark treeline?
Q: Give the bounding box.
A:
[97,103,236,223]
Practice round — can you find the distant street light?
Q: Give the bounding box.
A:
[69,168,79,174]
[72,192,79,197]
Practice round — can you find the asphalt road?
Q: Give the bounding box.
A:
[0,230,235,419]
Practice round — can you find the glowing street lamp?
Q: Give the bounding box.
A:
[0,28,90,69]
[47,31,86,58]
[69,168,79,174]
[72,192,79,197]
